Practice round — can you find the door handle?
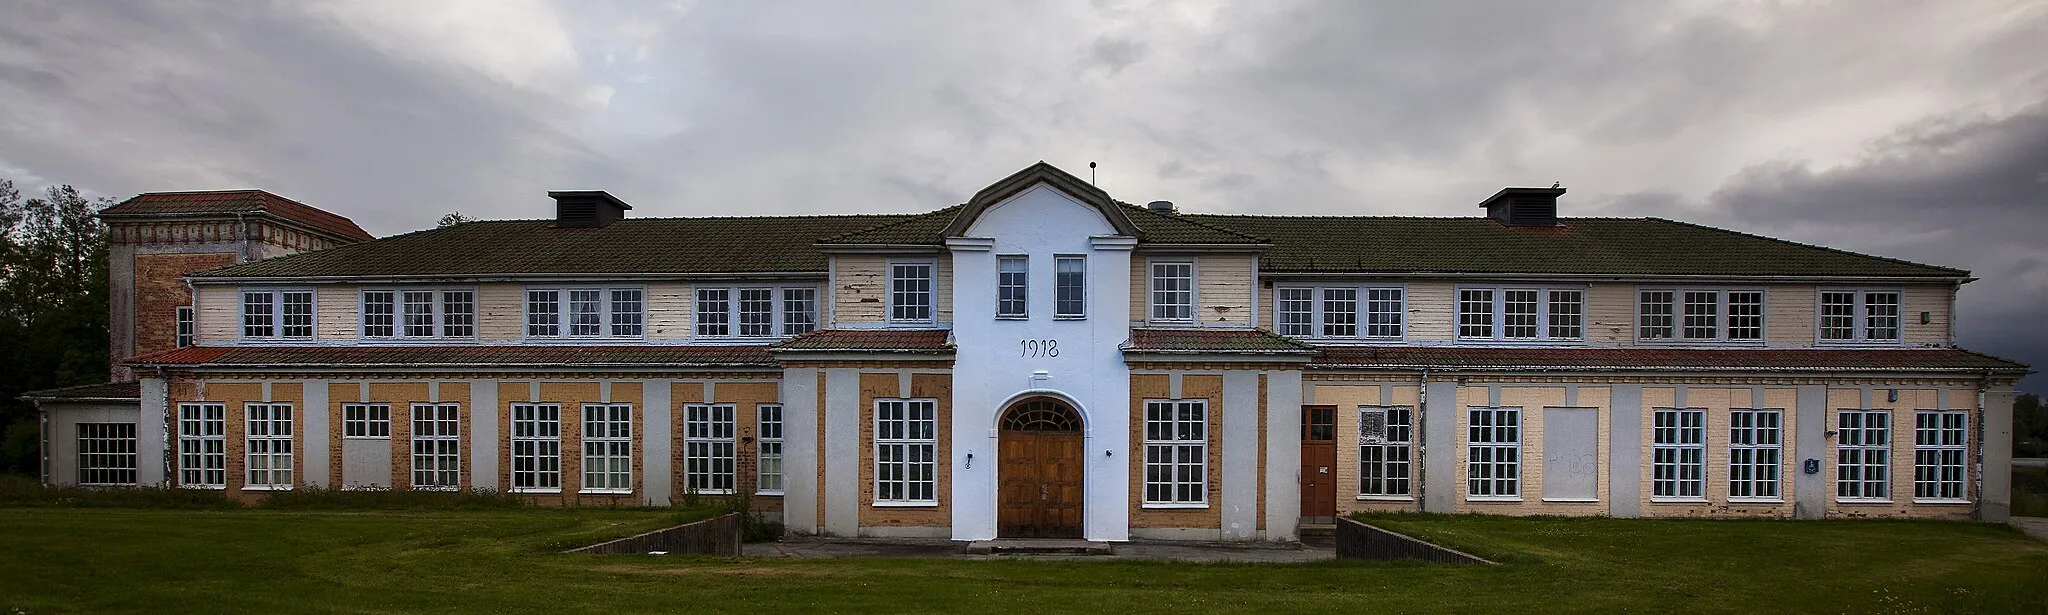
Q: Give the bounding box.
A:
[1040,484,1047,501]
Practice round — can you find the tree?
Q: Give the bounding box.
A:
[0,179,111,474]
[2017,393,2046,458]
[437,211,472,227]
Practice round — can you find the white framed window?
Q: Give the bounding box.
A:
[758,404,784,495]
[1819,290,1902,343]
[1359,406,1413,497]
[1466,407,1521,499]
[175,306,195,347]
[684,403,736,494]
[523,287,644,339]
[510,403,562,493]
[342,403,391,438]
[1651,408,1705,500]
[1276,285,1405,339]
[1149,261,1195,323]
[889,261,935,323]
[1055,255,1086,318]
[1913,411,1967,502]
[1728,409,1782,500]
[245,402,294,490]
[996,255,1028,318]
[411,403,461,490]
[76,423,138,486]
[875,398,939,504]
[582,403,633,493]
[241,289,313,339]
[1457,286,1583,341]
[1143,399,1208,506]
[1638,288,1765,342]
[697,285,821,337]
[177,403,225,488]
[782,287,818,335]
[1836,410,1890,501]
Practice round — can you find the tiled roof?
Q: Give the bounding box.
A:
[195,214,912,278]
[1183,215,1966,278]
[820,202,1264,246]
[1123,328,1318,354]
[771,329,954,353]
[127,345,776,368]
[20,381,141,402]
[100,190,374,241]
[1309,346,2029,373]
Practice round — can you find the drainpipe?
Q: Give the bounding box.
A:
[38,407,49,487]
[157,365,174,487]
[1415,367,1430,513]
[1972,372,1988,520]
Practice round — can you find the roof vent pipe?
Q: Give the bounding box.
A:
[1146,200,1175,214]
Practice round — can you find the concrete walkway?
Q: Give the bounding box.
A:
[742,536,1335,563]
[2014,517,2048,542]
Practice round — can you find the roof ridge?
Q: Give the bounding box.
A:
[1645,217,1968,277]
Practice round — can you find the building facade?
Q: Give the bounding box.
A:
[29,163,2030,541]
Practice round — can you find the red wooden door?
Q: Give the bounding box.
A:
[1300,405,1338,523]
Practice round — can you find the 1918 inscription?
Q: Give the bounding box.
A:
[1019,339,1059,357]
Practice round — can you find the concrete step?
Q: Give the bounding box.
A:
[1298,523,1337,538]
[966,540,1115,555]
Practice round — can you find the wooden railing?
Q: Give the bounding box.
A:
[568,513,743,556]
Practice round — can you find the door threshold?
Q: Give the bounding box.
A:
[967,539,1113,555]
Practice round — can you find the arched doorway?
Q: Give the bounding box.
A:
[997,397,1085,538]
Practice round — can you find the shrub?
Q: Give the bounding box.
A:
[0,474,240,509]
[256,485,531,510]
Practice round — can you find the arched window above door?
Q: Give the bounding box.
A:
[1000,397,1082,432]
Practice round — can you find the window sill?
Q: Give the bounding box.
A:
[342,436,391,441]
[1649,497,1709,504]
[872,500,939,508]
[1727,498,1785,504]
[510,489,561,495]
[181,485,227,490]
[756,491,784,497]
[242,486,292,492]
[995,315,1028,321]
[1836,499,1895,506]
[1053,315,1087,321]
[413,486,460,492]
[1464,497,1523,503]
[687,489,735,496]
[580,489,632,495]
[1141,502,1209,509]
[1912,498,1971,505]
[1541,497,1600,503]
[1357,495,1414,502]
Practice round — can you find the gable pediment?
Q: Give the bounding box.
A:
[941,162,1143,239]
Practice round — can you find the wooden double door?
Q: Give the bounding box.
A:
[996,398,1085,538]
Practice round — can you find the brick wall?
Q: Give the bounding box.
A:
[131,252,235,358]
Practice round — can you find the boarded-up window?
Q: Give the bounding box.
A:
[1542,407,1600,501]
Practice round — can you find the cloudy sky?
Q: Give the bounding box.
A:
[2,0,2043,390]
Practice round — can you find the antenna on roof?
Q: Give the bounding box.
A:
[1551,181,1561,188]
[1089,161,1097,185]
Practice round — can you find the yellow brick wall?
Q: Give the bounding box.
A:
[855,372,952,527]
[1128,374,1224,528]
[1636,386,1797,518]
[1822,387,1977,519]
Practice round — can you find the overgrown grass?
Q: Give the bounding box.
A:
[2016,466,2048,517]
[1,508,2043,614]
[0,474,238,509]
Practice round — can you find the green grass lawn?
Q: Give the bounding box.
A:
[0,509,2043,614]
[2015,466,2048,517]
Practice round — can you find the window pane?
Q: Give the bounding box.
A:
[1865,292,1900,341]
[1458,289,1494,338]
[1547,290,1582,340]
[1277,288,1314,337]
[242,291,274,337]
[1639,291,1674,339]
[891,263,934,322]
[568,290,602,336]
[997,256,1028,318]
[696,288,730,336]
[526,290,560,336]
[610,289,643,337]
[441,291,475,337]
[1682,291,1718,339]
[738,288,774,336]
[1322,288,1357,337]
[1366,288,1404,337]
[403,291,436,337]
[1055,256,1086,317]
[1500,290,1538,339]
[1820,292,1857,340]
[1727,291,1763,340]
[782,288,818,335]
[1150,263,1193,321]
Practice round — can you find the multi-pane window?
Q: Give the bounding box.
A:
[1837,410,1890,500]
[610,290,643,336]
[997,255,1028,318]
[1149,262,1195,323]
[1143,399,1208,505]
[1359,406,1413,497]
[342,403,391,438]
[875,399,939,503]
[404,291,436,337]
[76,423,137,486]
[442,290,475,337]
[758,404,784,495]
[177,403,226,488]
[245,403,294,490]
[697,286,820,337]
[582,403,633,493]
[175,306,195,347]
[891,262,935,323]
[1914,411,1967,501]
[1277,286,1404,339]
[1639,288,1765,341]
[366,289,476,338]
[1820,290,1902,343]
[510,403,562,493]
[1458,287,1583,341]
[1728,409,1782,499]
[1055,255,1086,318]
[241,289,313,338]
[1322,288,1358,337]
[782,288,819,335]
[1467,407,1521,498]
[684,404,736,493]
[411,403,461,490]
[1651,408,1705,499]
[524,288,644,338]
